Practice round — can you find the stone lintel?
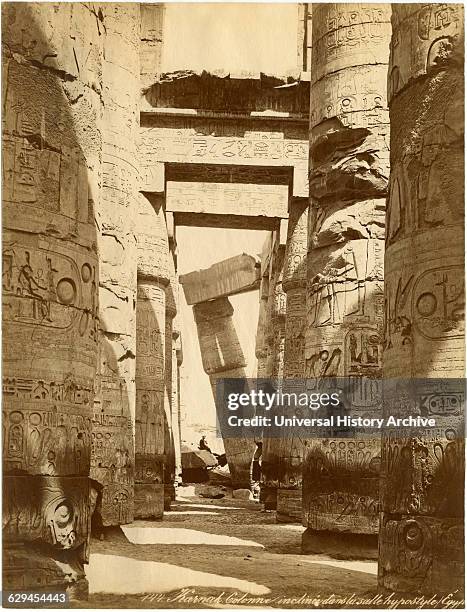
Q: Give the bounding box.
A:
[173,212,281,231]
[180,253,260,305]
[166,181,289,219]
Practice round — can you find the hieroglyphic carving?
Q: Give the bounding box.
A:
[193,298,255,489]
[89,3,140,529]
[3,476,91,552]
[259,232,287,509]
[379,4,465,594]
[163,252,178,509]
[180,253,261,305]
[135,281,166,519]
[2,2,101,590]
[134,192,173,520]
[276,198,308,521]
[139,118,309,197]
[166,181,289,219]
[302,4,390,550]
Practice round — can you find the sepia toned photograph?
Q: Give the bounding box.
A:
[1,1,465,609]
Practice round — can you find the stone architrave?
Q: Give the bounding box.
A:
[277,198,308,523]
[302,4,390,557]
[193,298,256,489]
[2,3,102,594]
[135,195,171,519]
[379,4,464,594]
[90,3,140,529]
[261,235,287,510]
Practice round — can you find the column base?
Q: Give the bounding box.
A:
[276,489,302,523]
[261,486,278,510]
[302,528,378,560]
[134,484,164,520]
[3,543,88,598]
[164,484,175,511]
[379,514,464,595]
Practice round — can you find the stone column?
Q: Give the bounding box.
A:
[135,195,170,519]
[303,4,390,557]
[172,325,183,488]
[90,2,140,530]
[163,254,178,510]
[2,3,101,594]
[277,198,308,523]
[261,237,287,510]
[379,4,464,594]
[255,274,271,378]
[193,298,256,489]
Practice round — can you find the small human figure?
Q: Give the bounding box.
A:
[198,435,212,454]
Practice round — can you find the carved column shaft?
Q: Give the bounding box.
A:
[303,4,390,556]
[193,297,256,489]
[277,198,308,523]
[379,4,465,594]
[261,236,286,509]
[135,195,171,519]
[2,2,102,594]
[91,2,140,529]
[163,253,178,510]
[172,327,183,487]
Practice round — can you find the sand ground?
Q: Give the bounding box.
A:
[76,487,381,609]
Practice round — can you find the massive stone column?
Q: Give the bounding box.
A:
[260,234,287,510]
[90,2,140,530]
[255,273,271,379]
[2,2,101,594]
[379,4,464,594]
[276,198,308,523]
[193,298,256,489]
[303,4,390,557]
[135,195,170,519]
[172,323,183,488]
[163,254,178,510]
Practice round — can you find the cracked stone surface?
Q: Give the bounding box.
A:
[302,3,390,551]
[379,3,465,594]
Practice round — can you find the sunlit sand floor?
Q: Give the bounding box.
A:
[76,493,380,609]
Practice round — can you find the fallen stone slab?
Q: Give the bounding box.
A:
[180,253,260,305]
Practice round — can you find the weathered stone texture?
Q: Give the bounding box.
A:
[277,198,308,521]
[91,3,141,528]
[302,4,390,553]
[134,195,171,519]
[140,3,165,90]
[166,181,290,221]
[379,4,465,594]
[171,322,183,488]
[260,232,287,510]
[135,279,166,519]
[193,298,256,489]
[180,254,260,305]
[164,252,179,509]
[2,1,102,591]
[139,115,309,197]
